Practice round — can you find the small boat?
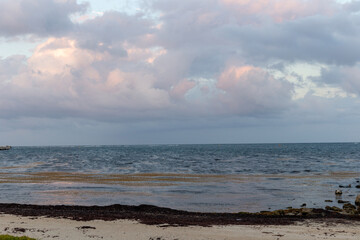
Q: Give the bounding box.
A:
[0,146,11,150]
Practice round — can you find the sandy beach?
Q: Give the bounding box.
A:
[0,214,360,240]
[0,203,359,239]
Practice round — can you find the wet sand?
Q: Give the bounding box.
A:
[0,171,358,212]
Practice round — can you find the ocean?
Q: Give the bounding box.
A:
[0,143,359,212]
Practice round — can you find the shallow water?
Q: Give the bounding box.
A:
[0,143,359,212]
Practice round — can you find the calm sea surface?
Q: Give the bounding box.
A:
[0,143,359,212]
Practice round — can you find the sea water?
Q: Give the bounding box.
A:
[0,143,359,212]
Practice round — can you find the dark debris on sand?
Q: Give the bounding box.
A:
[0,203,360,226]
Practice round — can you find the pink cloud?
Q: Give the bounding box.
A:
[221,0,336,23]
[170,79,196,100]
[4,0,346,120]
[0,37,173,118]
[216,65,293,114]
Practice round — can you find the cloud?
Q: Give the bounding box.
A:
[315,65,360,96]
[0,36,294,121]
[155,0,360,69]
[216,65,293,115]
[343,0,360,12]
[1,0,360,141]
[75,11,156,51]
[0,37,172,120]
[0,0,87,37]
[170,79,196,100]
[221,0,336,23]
[228,13,360,65]
[0,55,27,81]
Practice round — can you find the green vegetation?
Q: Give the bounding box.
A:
[0,235,36,240]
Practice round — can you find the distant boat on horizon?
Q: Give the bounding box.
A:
[0,146,11,151]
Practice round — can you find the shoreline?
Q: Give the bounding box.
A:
[0,203,359,226]
[1,203,360,239]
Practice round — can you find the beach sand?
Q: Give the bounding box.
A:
[0,214,360,240]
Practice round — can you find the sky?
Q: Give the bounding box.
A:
[1,0,360,146]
